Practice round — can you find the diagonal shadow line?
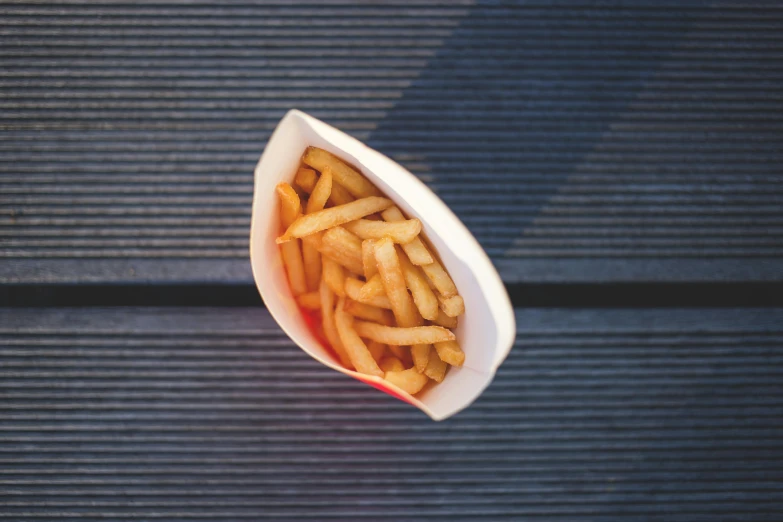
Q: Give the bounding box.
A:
[364,1,699,260]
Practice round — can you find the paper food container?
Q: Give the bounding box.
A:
[250,109,516,420]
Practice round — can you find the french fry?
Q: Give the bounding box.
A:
[401,239,435,266]
[320,279,353,369]
[424,348,448,383]
[381,206,433,265]
[374,237,419,327]
[438,293,465,318]
[353,321,456,346]
[411,344,430,373]
[379,356,405,373]
[434,340,465,367]
[276,183,307,296]
[343,218,421,244]
[322,226,363,264]
[301,208,322,292]
[396,246,439,321]
[359,273,385,301]
[388,345,411,364]
[344,298,394,326]
[296,167,354,207]
[321,250,364,278]
[301,230,323,250]
[299,189,326,292]
[384,368,429,395]
[296,291,321,310]
[431,308,458,329]
[320,236,365,276]
[366,340,387,362]
[302,146,382,198]
[334,297,384,377]
[302,241,322,292]
[277,196,393,244]
[294,167,317,193]
[322,255,346,297]
[328,183,355,207]
[345,277,393,309]
[411,303,424,329]
[361,239,378,279]
[306,165,333,214]
[422,260,458,299]
[280,240,307,297]
[276,182,302,228]
[278,148,468,395]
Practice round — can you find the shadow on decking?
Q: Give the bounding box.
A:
[366,2,694,258]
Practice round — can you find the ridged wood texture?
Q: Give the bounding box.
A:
[2,1,782,283]
[1,306,782,520]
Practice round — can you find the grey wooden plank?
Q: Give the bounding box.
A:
[4,257,781,285]
[2,1,783,284]
[0,306,782,521]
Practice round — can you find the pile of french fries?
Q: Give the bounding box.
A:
[275,147,465,396]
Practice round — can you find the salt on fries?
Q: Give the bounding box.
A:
[276,147,465,396]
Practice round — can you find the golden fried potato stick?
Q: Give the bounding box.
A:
[302,243,322,292]
[366,340,387,363]
[421,261,458,299]
[294,168,317,193]
[328,183,355,206]
[374,239,435,380]
[276,183,307,296]
[301,179,329,292]
[322,255,346,297]
[431,308,458,329]
[384,368,428,395]
[344,218,422,244]
[388,345,411,364]
[280,241,307,297]
[276,182,301,228]
[361,239,378,279]
[359,273,385,301]
[353,321,456,346]
[374,237,418,327]
[344,298,394,326]
[322,226,363,265]
[396,246,439,321]
[319,279,353,369]
[296,167,354,207]
[411,344,431,373]
[306,165,332,214]
[302,146,382,198]
[321,250,363,277]
[438,293,465,318]
[380,206,457,297]
[345,277,392,309]
[301,230,323,249]
[320,235,364,276]
[297,223,323,293]
[277,196,393,244]
[379,356,406,373]
[434,340,465,367]
[424,349,448,383]
[380,206,433,265]
[334,297,384,377]
[296,291,321,310]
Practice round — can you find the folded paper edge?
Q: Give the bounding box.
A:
[250,109,515,421]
